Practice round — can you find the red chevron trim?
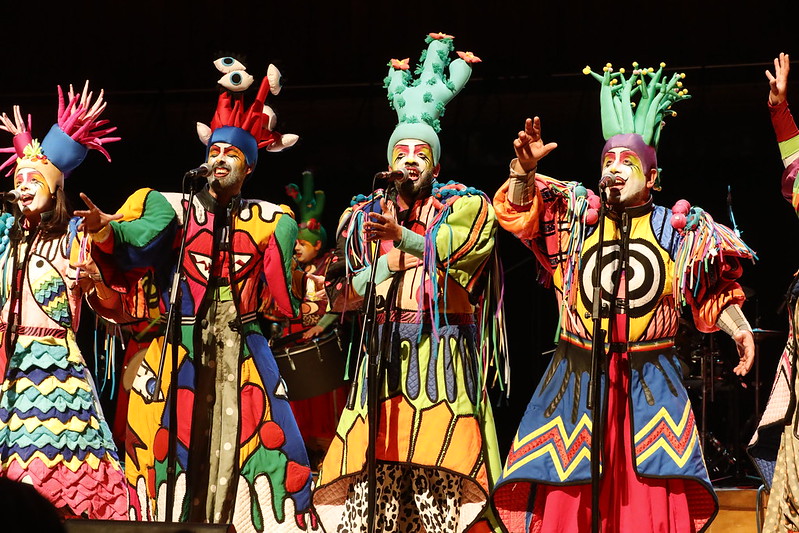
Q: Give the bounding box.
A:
[506,426,591,470]
[635,411,696,457]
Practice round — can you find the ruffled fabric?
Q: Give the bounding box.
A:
[0,339,127,519]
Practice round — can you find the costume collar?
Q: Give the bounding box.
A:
[197,186,242,216]
[607,195,654,221]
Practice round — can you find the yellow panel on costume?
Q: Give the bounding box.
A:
[440,416,482,474]
[378,395,415,461]
[553,211,675,342]
[410,401,453,465]
[125,338,188,487]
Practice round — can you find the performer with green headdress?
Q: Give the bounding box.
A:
[491,62,757,532]
[264,170,349,470]
[312,32,505,532]
[282,170,337,337]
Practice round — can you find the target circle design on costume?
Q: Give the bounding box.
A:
[579,238,665,318]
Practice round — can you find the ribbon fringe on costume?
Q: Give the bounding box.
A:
[538,177,592,343]
[672,207,757,306]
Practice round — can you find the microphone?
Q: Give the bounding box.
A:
[184,163,212,179]
[1,190,20,202]
[598,174,616,190]
[373,169,408,181]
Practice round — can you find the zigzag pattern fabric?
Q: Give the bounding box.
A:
[0,227,128,519]
[0,339,126,518]
[29,271,70,329]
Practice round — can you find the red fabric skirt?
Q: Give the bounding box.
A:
[529,348,707,533]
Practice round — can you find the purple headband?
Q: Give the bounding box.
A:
[601,133,657,173]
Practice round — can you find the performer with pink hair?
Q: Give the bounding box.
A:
[0,83,128,519]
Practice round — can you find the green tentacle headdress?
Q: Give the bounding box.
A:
[285,170,326,247]
[384,32,481,165]
[584,62,690,190]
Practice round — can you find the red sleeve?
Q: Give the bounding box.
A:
[770,99,799,142]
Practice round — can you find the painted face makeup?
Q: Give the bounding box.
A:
[294,239,321,264]
[14,167,54,221]
[390,139,438,199]
[600,147,654,208]
[207,142,251,194]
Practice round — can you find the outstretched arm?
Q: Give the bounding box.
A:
[767,53,799,207]
[74,192,124,237]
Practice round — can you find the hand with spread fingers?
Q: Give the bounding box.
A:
[364,198,402,243]
[766,52,790,106]
[513,116,558,174]
[74,192,123,234]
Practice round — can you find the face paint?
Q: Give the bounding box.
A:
[207,142,251,195]
[14,167,54,220]
[600,147,654,208]
[294,239,321,264]
[390,139,438,199]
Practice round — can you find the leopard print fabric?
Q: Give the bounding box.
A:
[337,463,463,532]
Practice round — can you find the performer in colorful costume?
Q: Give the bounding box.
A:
[748,52,799,533]
[77,57,320,532]
[273,170,349,468]
[312,33,505,533]
[0,84,128,519]
[490,63,757,532]
[277,170,337,338]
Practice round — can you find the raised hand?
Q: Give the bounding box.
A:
[364,198,402,243]
[766,52,790,106]
[513,117,558,174]
[74,192,123,234]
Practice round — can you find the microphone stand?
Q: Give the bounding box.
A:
[152,172,202,522]
[588,188,610,533]
[362,174,389,533]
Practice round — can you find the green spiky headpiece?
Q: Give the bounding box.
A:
[584,62,690,190]
[384,32,481,165]
[285,170,326,247]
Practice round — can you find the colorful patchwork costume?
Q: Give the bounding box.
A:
[312,33,505,532]
[275,171,349,466]
[0,85,128,518]
[490,64,756,532]
[89,58,319,532]
[748,72,799,531]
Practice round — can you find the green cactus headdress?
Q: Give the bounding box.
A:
[584,62,690,190]
[285,170,326,247]
[384,32,481,165]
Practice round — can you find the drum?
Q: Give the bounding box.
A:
[271,328,350,401]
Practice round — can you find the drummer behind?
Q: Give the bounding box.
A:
[264,170,349,469]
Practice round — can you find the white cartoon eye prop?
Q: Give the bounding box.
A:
[263,105,277,131]
[267,64,282,95]
[196,122,212,146]
[217,70,254,93]
[266,133,299,152]
[131,357,163,403]
[214,57,247,74]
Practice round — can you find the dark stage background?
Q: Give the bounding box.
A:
[5,1,799,480]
